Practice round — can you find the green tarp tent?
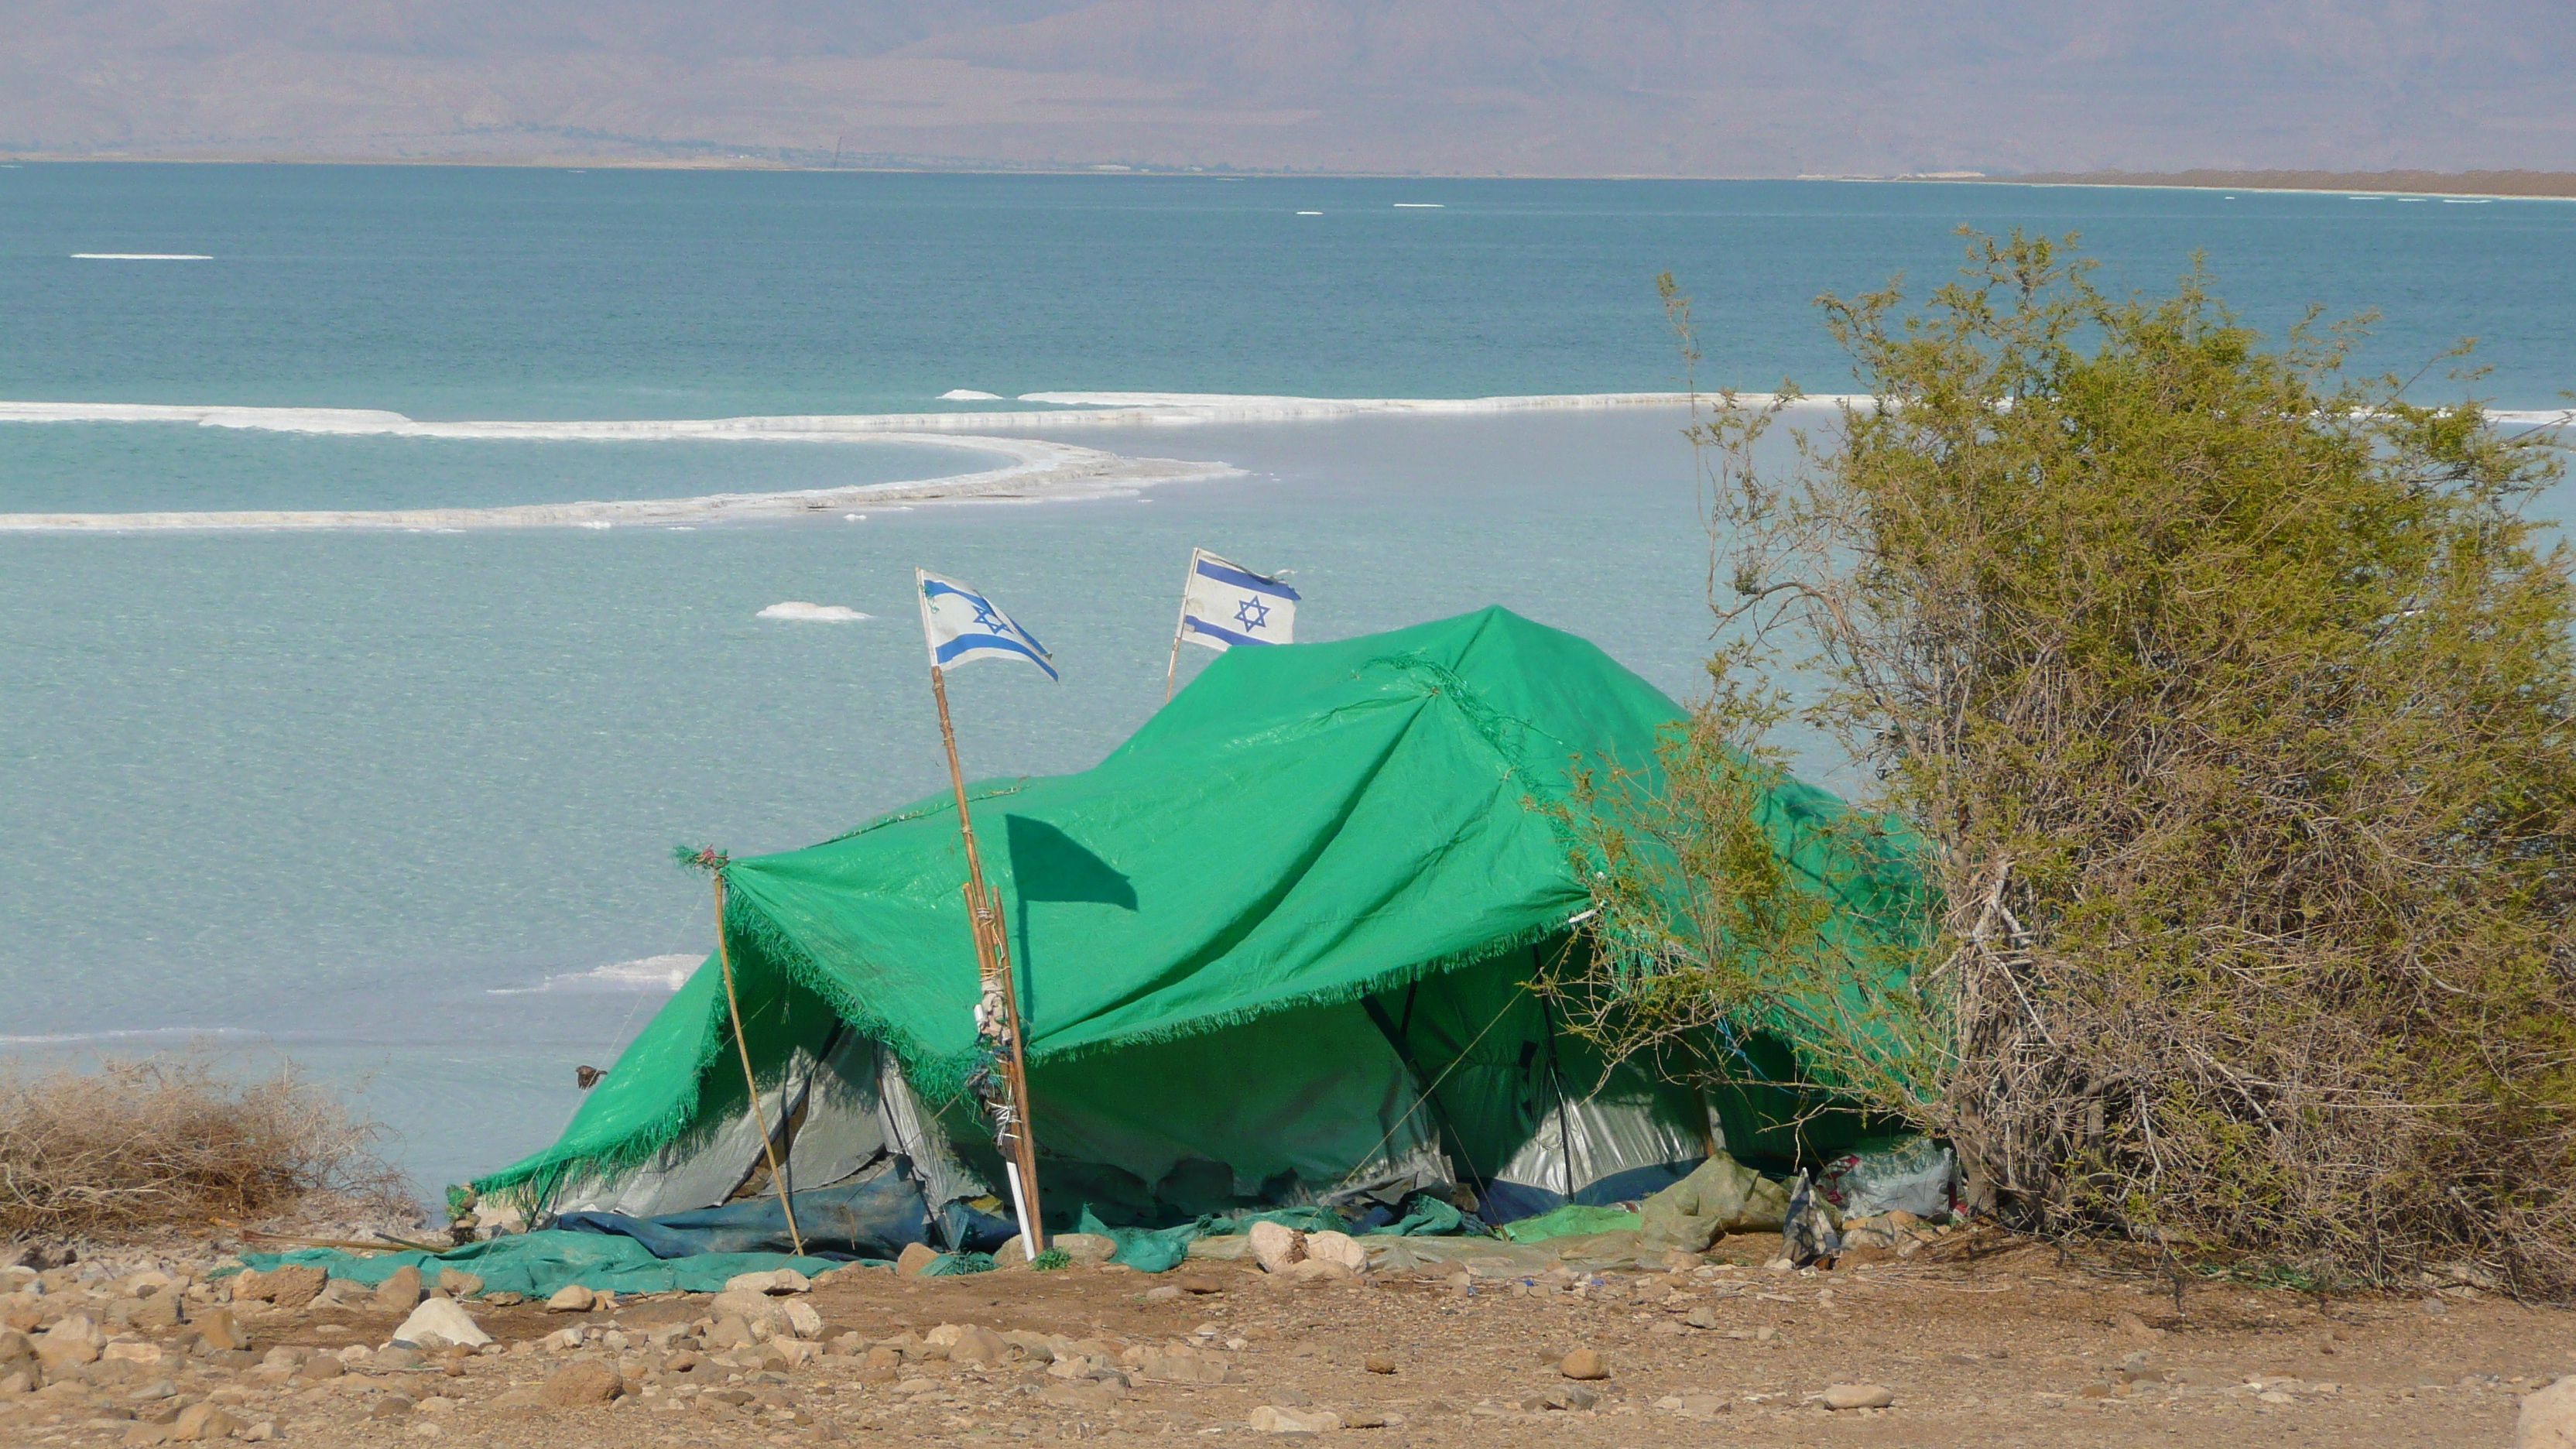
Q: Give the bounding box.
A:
[478,608,1927,1245]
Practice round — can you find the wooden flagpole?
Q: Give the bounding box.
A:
[711,870,806,1256]
[930,663,1049,1256]
[1163,549,1201,703]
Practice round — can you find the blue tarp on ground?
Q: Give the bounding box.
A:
[554,1169,931,1262]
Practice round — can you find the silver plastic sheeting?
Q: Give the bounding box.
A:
[1488,1083,1710,1203]
[550,1045,819,1218]
[873,1044,991,1211]
[781,1031,889,1189]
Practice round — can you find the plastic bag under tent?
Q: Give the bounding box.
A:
[1817,1137,1958,1221]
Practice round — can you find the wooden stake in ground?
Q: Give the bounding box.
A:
[712,869,806,1257]
[916,568,1057,1259]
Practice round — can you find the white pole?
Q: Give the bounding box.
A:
[1004,1160,1039,1262]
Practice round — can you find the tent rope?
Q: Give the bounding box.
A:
[1329,989,1526,1199]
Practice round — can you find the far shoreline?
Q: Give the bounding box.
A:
[1971,168,2576,201]
[5,155,2574,200]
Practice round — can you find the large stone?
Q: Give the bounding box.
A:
[128,1293,184,1331]
[779,1301,825,1340]
[1249,1405,1343,1434]
[1248,1222,1306,1275]
[1042,1381,1125,1410]
[35,1313,104,1371]
[192,1309,248,1353]
[232,1266,326,1310]
[537,1360,624,1407]
[1821,1382,1895,1410]
[1303,1231,1366,1274]
[372,1266,424,1314]
[543,1285,594,1314]
[1052,1233,1118,1266]
[170,1403,245,1441]
[709,1288,776,1323]
[2522,1376,2576,1448]
[1558,1348,1609,1381]
[0,1327,34,1371]
[1139,1348,1231,1386]
[894,1244,940,1278]
[947,1325,1009,1365]
[723,1269,809,1295]
[435,1269,483,1299]
[391,1299,491,1350]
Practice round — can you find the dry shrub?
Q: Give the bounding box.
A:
[1571,234,2576,1293]
[0,1057,398,1241]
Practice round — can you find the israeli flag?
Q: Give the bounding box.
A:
[916,569,1058,680]
[1179,549,1299,651]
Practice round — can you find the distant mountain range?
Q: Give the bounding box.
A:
[5,0,2570,175]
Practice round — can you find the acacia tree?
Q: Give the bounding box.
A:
[1569,231,2576,1290]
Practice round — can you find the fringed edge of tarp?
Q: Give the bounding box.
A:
[469,960,745,1211]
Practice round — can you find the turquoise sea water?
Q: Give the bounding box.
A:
[3,166,2571,1198]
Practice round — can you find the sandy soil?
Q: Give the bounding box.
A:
[3,1228,2567,1447]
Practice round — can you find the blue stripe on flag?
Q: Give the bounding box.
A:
[1184,614,1282,648]
[922,577,1052,660]
[1193,558,1300,601]
[934,632,1060,680]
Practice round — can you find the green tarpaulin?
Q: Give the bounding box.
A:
[233,1231,839,1298]
[480,608,1928,1210]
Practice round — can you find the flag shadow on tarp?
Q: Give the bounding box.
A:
[1005,815,1138,1023]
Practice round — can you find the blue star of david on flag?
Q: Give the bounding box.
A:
[1179,549,1298,653]
[916,568,1059,680]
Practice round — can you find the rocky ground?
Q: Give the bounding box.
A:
[3,1222,2570,1448]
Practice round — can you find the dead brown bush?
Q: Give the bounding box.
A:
[0,1056,399,1241]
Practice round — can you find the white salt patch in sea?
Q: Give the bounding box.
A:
[1392,204,1444,209]
[487,954,699,995]
[0,1026,257,1046]
[1297,211,1323,216]
[940,389,1003,400]
[757,601,868,622]
[71,253,213,261]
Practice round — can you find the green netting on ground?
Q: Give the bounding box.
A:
[231,1230,840,1298]
[479,608,1934,1208]
[1500,1204,1643,1243]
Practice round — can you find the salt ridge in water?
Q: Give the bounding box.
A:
[485,954,699,996]
[756,601,868,622]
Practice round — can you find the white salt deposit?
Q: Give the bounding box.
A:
[487,954,699,995]
[940,389,1003,400]
[756,601,868,622]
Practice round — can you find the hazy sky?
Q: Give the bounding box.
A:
[5,0,2569,173]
